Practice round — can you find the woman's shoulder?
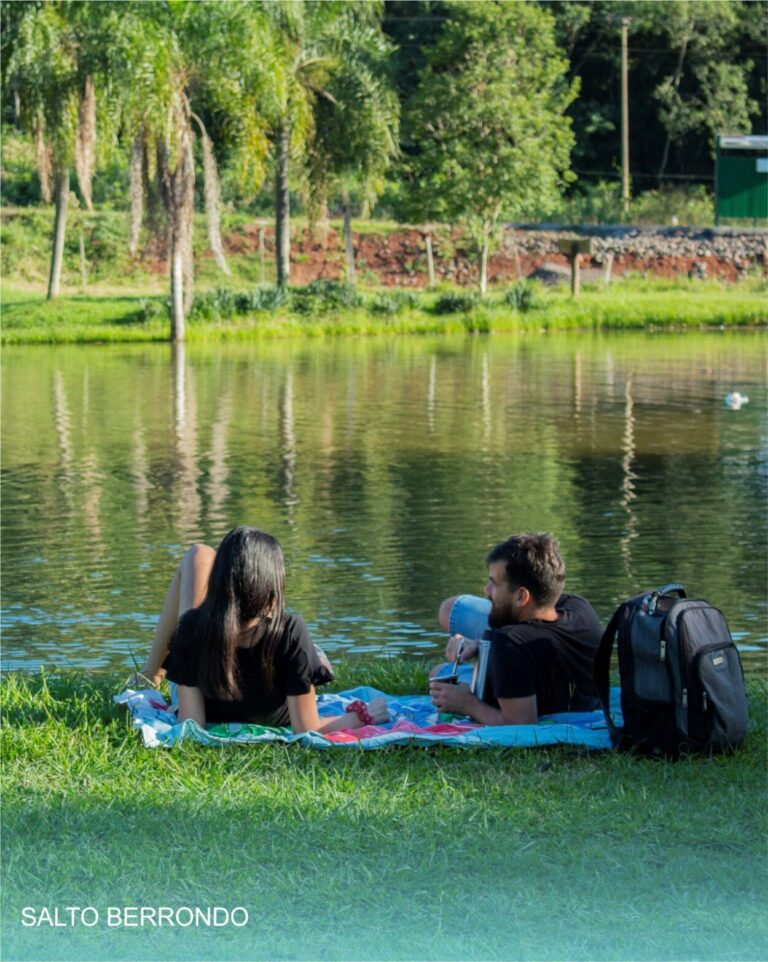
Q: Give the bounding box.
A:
[168,608,202,652]
[280,612,311,646]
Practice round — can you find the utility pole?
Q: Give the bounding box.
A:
[621,17,631,218]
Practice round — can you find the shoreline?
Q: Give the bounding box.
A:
[3,278,766,345]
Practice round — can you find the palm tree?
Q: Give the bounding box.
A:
[304,17,399,284]
[3,1,119,299]
[120,2,275,340]
[263,1,396,287]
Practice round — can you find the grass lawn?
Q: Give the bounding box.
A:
[1,666,766,962]
[2,277,766,345]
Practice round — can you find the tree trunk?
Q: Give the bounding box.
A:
[342,189,356,285]
[196,119,230,276]
[170,237,185,342]
[75,76,96,210]
[657,33,689,185]
[479,233,490,297]
[275,121,291,287]
[34,116,52,204]
[47,168,69,299]
[180,134,196,320]
[129,132,144,256]
[158,117,195,342]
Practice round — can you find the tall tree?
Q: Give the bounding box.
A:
[648,0,758,182]
[120,2,274,339]
[304,16,399,283]
[403,0,576,294]
[264,1,394,287]
[3,1,118,298]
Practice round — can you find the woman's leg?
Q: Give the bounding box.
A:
[132,543,216,685]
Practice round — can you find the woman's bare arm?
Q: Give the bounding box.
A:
[287,690,388,734]
[177,685,207,726]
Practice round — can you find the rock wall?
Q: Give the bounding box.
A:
[227,223,768,286]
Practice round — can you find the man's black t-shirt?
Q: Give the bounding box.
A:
[162,612,327,727]
[484,594,602,716]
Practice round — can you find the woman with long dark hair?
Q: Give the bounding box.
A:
[131,527,386,733]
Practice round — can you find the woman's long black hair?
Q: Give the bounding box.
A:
[177,527,286,700]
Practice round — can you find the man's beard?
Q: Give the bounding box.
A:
[488,601,517,629]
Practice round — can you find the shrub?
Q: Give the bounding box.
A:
[138,299,169,325]
[368,290,420,315]
[291,280,362,314]
[234,286,290,313]
[189,288,240,321]
[431,291,478,315]
[503,280,540,312]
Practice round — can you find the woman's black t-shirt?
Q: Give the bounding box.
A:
[162,612,326,727]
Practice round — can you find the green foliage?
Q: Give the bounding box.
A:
[400,1,577,292]
[304,10,400,217]
[367,290,420,315]
[235,285,291,313]
[555,182,715,227]
[503,280,541,312]
[0,127,40,205]
[402,2,577,233]
[2,276,765,344]
[138,297,170,325]
[291,279,363,314]
[431,291,479,315]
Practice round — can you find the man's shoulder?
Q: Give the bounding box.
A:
[558,592,599,616]
[490,594,602,646]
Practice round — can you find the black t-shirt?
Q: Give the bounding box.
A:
[484,594,602,716]
[162,612,326,727]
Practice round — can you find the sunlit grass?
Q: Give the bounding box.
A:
[1,667,766,961]
[2,275,765,345]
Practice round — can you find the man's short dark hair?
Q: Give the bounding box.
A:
[486,534,566,606]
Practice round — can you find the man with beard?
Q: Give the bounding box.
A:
[429,534,602,725]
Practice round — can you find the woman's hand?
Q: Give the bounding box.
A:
[366,697,390,724]
[289,691,390,734]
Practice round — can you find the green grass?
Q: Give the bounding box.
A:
[1,666,766,962]
[3,205,766,343]
[2,276,766,345]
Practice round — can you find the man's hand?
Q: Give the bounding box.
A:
[444,634,478,662]
[429,680,474,716]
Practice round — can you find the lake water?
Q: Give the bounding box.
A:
[2,332,766,676]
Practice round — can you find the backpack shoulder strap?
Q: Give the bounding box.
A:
[594,605,624,745]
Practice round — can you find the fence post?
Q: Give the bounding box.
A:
[425,232,435,287]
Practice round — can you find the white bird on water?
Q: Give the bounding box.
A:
[725,392,749,410]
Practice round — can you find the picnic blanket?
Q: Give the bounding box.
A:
[115,680,621,750]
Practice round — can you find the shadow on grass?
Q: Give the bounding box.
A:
[2,793,766,962]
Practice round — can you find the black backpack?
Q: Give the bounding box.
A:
[595,584,749,757]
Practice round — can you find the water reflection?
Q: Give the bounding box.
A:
[1,333,766,675]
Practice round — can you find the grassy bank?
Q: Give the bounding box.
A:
[3,276,766,345]
[2,666,766,962]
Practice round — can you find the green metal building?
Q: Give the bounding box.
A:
[715,135,768,224]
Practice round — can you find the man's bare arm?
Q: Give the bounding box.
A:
[429,681,537,726]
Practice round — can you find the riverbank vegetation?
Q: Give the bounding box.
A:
[2,666,766,961]
[3,274,766,345]
[2,1,764,340]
